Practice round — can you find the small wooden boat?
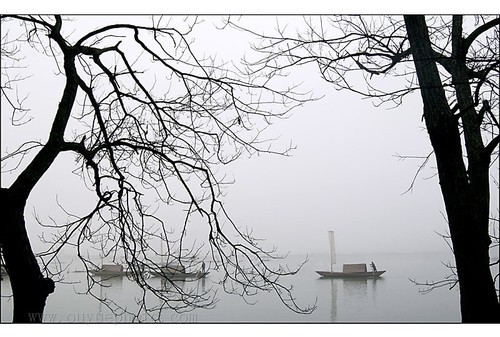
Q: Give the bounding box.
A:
[152,236,209,281]
[90,264,128,277]
[316,231,386,279]
[317,263,386,278]
[149,263,209,281]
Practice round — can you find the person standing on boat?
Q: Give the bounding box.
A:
[370,262,377,272]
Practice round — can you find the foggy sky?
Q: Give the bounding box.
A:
[1,15,498,262]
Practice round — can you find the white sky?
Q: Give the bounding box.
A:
[1,1,498,15]
[1,14,498,261]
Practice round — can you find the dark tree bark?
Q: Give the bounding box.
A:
[2,188,55,322]
[404,15,500,323]
[0,18,78,321]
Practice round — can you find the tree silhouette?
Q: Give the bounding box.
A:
[0,15,314,322]
[228,15,499,322]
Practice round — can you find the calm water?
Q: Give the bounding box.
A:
[1,251,466,322]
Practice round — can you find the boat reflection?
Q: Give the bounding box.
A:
[342,278,368,297]
[329,279,337,321]
[95,274,124,299]
[325,277,382,322]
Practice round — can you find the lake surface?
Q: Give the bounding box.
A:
[1,251,468,323]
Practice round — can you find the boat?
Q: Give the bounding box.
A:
[149,263,209,281]
[316,263,386,278]
[316,231,386,279]
[90,264,128,277]
[151,234,209,281]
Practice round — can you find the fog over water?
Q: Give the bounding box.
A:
[3,251,467,322]
[0,10,498,330]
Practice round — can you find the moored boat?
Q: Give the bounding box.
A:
[317,263,386,278]
[149,263,208,281]
[90,264,128,277]
[316,231,386,279]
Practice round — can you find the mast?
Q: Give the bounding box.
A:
[160,233,165,266]
[329,231,336,272]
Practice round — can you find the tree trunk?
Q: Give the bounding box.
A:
[1,188,55,322]
[0,20,79,321]
[404,15,500,323]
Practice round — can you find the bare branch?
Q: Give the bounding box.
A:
[1,15,316,320]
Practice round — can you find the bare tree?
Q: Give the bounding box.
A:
[227,15,499,322]
[410,214,499,297]
[0,15,315,322]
